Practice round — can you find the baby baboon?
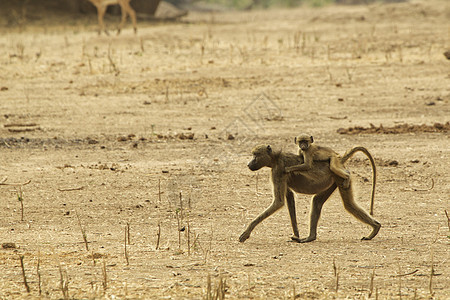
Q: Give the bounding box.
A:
[240,144,379,243]
[285,134,350,188]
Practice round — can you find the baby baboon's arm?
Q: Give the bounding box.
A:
[285,151,313,173]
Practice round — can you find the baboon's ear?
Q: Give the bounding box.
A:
[267,145,272,153]
[310,136,314,143]
[294,137,297,144]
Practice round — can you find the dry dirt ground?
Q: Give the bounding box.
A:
[0,1,449,299]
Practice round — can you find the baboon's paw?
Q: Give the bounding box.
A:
[290,236,301,243]
[291,236,316,243]
[288,235,300,243]
[361,223,380,241]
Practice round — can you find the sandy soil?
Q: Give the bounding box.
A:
[0,1,449,298]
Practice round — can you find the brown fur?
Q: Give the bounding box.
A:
[88,0,137,35]
[240,145,380,243]
[286,134,350,188]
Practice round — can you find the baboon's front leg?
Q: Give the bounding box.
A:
[239,198,284,242]
[292,183,337,243]
[239,180,287,242]
[286,189,299,238]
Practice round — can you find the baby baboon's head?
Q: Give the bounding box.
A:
[294,134,314,151]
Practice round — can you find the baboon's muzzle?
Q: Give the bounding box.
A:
[247,160,258,171]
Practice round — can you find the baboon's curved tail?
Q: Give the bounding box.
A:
[341,146,376,216]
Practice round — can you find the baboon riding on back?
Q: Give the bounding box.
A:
[239,143,380,243]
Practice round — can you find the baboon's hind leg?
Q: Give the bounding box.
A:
[338,183,380,240]
[291,183,337,243]
[330,156,350,188]
[286,189,299,238]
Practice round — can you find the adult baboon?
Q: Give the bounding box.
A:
[239,145,379,243]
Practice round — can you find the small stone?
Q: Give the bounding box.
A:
[2,243,16,249]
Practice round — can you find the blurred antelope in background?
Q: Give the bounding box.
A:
[87,0,137,35]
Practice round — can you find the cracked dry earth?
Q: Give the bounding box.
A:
[0,0,449,299]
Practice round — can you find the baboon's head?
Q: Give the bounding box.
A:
[294,134,314,151]
[248,145,274,171]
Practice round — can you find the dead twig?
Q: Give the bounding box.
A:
[4,122,40,133]
[432,225,440,244]
[444,210,450,233]
[0,178,31,186]
[404,178,434,191]
[191,232,201,251]
[398,264,402,299]
[328,116,348,120]
[37,251,42,296]
[76,211,89,251]
[16,186,25,221]
[58,263,69,300]
[124,225,129,265]
[187,219,190,256]
[8,127,40,133]
[57,186,84,192]
[333,258,339,293]
[107,43,119,75]
[179,191,184,226]
[4,123,38,127]
[392,269,419,277]
[102,259,107,291]
[176,209,181,250]
[429,249,434,296]
[126,222,131,244]
[19,255,30,293]
[204,225,213,263]
[158,179,162,203]
[155,222,161,250]
[368,269,375,298]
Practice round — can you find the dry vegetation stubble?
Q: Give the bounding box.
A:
[0,1,449,299]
